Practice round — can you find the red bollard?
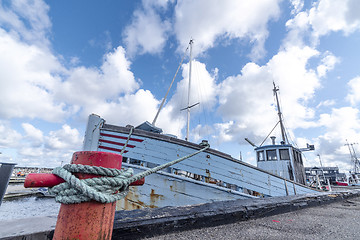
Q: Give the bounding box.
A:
[52,151,120,239]
[53,151,122,239]
[24,151,145,239]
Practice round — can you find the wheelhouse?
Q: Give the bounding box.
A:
[256,143,306,185]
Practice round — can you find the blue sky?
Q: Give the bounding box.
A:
[1,0,360,173]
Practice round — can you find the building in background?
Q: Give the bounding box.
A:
[305,167,346,185]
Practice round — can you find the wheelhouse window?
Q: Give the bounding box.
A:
[293,149,302,163]
[279,149,290,160]
[299,153,303,164]
[266,149,278,161]
[257,151,265,161]
[129,159,141,165]
[293,149,298,162]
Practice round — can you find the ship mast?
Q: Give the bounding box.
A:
[185,39,194,141]
[273,82,288,144]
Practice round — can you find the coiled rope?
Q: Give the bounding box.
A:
[49,143,210,204]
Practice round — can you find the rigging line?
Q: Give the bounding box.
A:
[152,42,191,126]
[194,64,206,138]
[192,60,202,134]
[194,61,211,138]
[260,121,280,147]
[278,98,297,148]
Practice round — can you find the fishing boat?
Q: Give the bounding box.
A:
[83,40,319,210]
[335,180,349,186]
[247,82,315,186]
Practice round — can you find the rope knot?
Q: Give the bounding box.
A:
[48,144,210,204]
[49,164,134,204]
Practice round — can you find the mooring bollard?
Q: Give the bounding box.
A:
[24,151,144,240]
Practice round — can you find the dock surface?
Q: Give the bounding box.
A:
[146,195,360,240]
[1,190,359,240]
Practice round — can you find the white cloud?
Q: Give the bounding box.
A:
[346,76,360,106]
[93,89,160,128]
[0,29,66,122]
[213,121,235,143]
[0,120,84,167]
[318,107,360,143]
[13,124,83,167]
[174,0,281,60]
[217,62,276,142]
[45,125,82,150]
[316,99,336,108]
[0,121,22,148]
[290,0,304,15]
[286,0,360,47]
[309,0,360,37]
[216,45,323,146]
[0,0,51,46]
[123,0,171,57]
[57,46,139,113]
[311,107,360,170]
[316,51,339,77]
[22,123,43,146]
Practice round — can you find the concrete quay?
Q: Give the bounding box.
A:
[1,190,359,240]
[147,194,360,240]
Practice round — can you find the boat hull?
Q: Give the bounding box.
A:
[335,181,349,186]
[116,164,253,210]
[84,115,319,210]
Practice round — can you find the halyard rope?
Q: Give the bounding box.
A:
[119,126,134,155]
[49,144,210,204]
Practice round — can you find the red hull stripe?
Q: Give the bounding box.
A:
[100,132,144,142]
[99,139,136,148]
[98,145,128,153]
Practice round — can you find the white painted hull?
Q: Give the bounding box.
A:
[116,164,253,210]
[84,115,319,210]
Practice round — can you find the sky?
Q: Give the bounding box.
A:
[1,0,360,174]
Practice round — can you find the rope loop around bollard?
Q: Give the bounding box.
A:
[49,143,210,204]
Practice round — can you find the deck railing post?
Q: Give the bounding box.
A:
[284,179,289,196]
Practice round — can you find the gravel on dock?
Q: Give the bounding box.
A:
[144,196,360,240]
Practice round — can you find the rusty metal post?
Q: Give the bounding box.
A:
[52,151,121,240]
[0,162,16,206]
